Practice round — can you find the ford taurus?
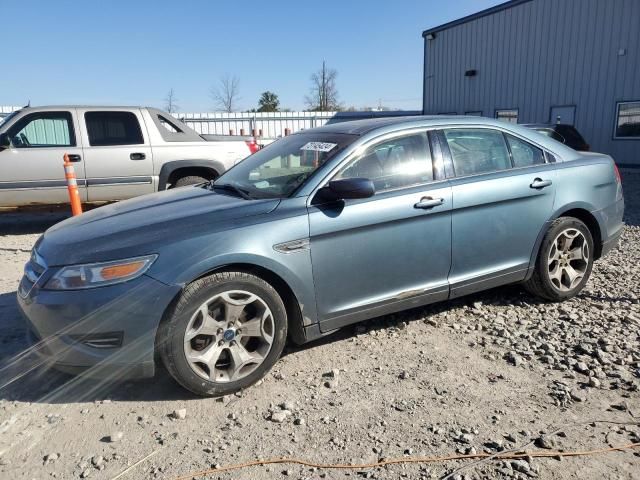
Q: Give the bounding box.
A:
[18,116,624,396]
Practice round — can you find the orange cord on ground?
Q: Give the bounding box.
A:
[173,442,640,479]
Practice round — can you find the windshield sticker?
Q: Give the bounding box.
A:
[300,142,337,152]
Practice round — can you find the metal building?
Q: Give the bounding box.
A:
[421,0,640,166]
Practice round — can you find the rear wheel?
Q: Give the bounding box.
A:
[159,272,288,396]
[524,217,594,301]
[173,175,208,188]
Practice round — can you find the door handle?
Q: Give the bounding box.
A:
[414,196,444,209]
[530,178,552,189]
[67,154,82,162]
[130,152,146,160]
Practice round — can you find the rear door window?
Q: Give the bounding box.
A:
[8,112,75,148]
[85,111,144,146]
[443,129,511,176]
[505,134,545,167]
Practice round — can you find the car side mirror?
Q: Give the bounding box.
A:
[0,133,9,151]
[314,177,375,203]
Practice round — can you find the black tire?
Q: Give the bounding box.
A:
[158,272,288,397]
[524,217,594,301]
[173,175,209,188]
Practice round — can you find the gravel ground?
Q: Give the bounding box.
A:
[0,174,638,480]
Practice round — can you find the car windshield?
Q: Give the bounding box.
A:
[533,127,564,143]
[212,132,357,199]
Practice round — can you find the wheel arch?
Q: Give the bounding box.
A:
[552,205,603,259]
[155,259,311,353]
[195,263,307,344]
[158,160,226,190]
[526,204,604,281]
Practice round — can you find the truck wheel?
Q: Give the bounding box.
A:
[158,272,288,397]
[524,217,594,301]
[173,175,209,188]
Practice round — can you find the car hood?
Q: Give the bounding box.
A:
[38,186,280,266]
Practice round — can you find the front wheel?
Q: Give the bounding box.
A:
[158,272,288,396]
[524,217,594,301]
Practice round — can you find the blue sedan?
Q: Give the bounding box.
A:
[18,116,624,396]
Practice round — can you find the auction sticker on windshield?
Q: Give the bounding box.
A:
[300,142,337,152]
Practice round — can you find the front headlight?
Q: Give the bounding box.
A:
[44,255,158,290]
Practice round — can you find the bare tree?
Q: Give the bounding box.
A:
[164,88,179,113]
[305,61,340,111]
[210,74,241,112]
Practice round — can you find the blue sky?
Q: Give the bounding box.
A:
[2,0,503,112]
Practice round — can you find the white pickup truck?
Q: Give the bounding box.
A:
[0,106,256,206]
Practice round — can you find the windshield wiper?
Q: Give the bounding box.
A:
[211,182,253,200]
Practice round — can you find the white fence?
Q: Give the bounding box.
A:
[176,111,421,139]
[0,107,421,139]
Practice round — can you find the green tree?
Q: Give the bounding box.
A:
[257,91,280,112]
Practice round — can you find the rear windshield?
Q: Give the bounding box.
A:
[0,111,19,128]
[214,133,357,199]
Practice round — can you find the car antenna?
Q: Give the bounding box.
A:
[23,100,30,108]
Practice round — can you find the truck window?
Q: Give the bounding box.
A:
[7,112,75,148]
[85,111,144,146]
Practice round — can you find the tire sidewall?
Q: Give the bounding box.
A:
[162,274,287,396]
[537,218,594,300]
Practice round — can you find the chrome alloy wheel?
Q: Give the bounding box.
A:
[547,228,589,292]
[183,290,275,382]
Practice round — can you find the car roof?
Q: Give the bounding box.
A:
[16,105,148,111]
[300,115,529,135]
[522,123,576,129]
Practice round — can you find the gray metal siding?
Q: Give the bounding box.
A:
[423,0,640,165]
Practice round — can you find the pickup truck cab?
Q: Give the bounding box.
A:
[0,106,255,206]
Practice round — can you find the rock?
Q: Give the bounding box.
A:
[570,390,586,402]
[44,453,59,463]
[510,459,531,474]
[279,401,295,411]
[80,468,92,478]
[108,431,123,443]
[575,362,589,373]
[293,418,305,426]
[399,370,408,380]
[91,455,104,467]
[171,408,187,420]
[535,435,555,449]
[588,376,601,388]
[323,369,340,379]
[270,411,289,423]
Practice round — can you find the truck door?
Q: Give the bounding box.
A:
[77,108,154,201]
[0,109,87,207]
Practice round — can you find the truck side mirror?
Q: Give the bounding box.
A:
[0,133,10,151]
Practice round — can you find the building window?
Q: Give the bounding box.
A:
[495,109,518,124]
[614,101,640,139]
[465,111,483,116]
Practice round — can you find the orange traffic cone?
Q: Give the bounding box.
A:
[63,153,83,216]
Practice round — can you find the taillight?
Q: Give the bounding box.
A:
[245,139,260,154]
[613,162,621,184]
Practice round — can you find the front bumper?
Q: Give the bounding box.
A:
[17,274,182,380]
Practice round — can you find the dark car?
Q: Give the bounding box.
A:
[523,124,590,151]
